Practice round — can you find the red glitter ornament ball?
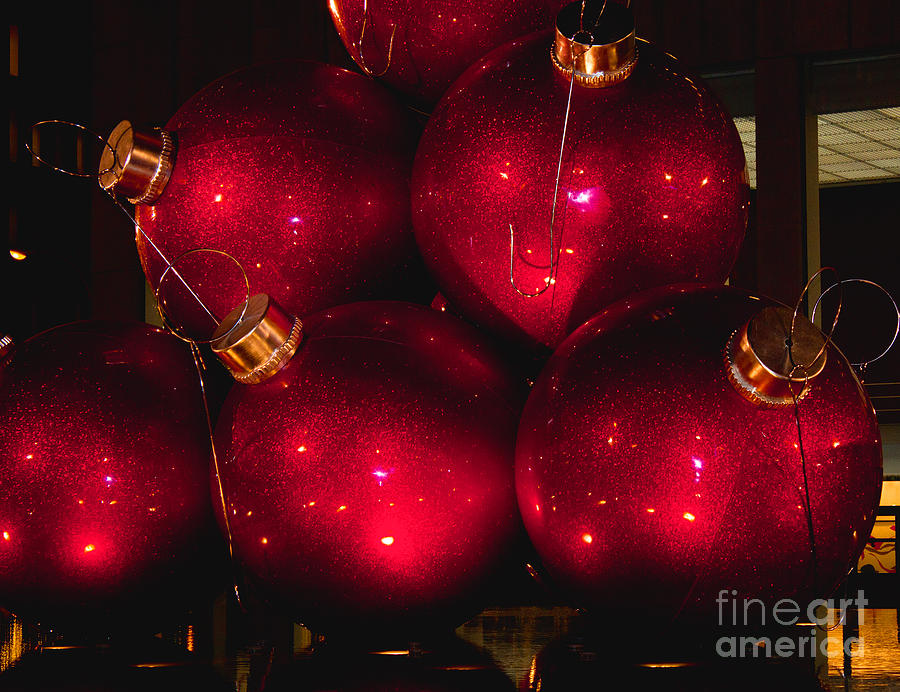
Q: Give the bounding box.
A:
[412,10,749,349]
[214,302,522,635]
[329,0,568,107]
[516,284,882,623]
[105,61,426,325]
[0,322,221,626]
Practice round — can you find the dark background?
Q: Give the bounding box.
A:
[6,0,900,414]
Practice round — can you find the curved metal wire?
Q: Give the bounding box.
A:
[788,266,843,376]
[154,247,251,345]
[811,278,900,369]
[26,120,118,178]
[355,0,397,77]
[509,1,607,297]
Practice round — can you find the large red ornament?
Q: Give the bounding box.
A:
[101,61,426,325]
[213,301,522,635]
[0,322,220,626]
[328,0,568,107]
[516,284,882,622]
[412,6,749,349]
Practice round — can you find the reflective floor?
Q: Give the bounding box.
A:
[1,606,898,690]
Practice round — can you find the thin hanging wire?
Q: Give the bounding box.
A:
[29,119,253,609]
[784,268,841,608]
[509,0,607,297]
[187,341,244,609]
[355,0,397,77]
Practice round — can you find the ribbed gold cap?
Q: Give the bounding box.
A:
[726,306,827,407]
[99,120,175,204]
[552,1,637,87]
[211,294,303,385]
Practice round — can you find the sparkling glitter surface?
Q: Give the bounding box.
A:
[214,302,523,635]
[0,322,221,626]
[515,285,882,623]
[136,61,427,328]
[329,0,568,107]
[412,35,750,350]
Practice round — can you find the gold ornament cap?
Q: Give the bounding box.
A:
[211,294,303,385]
[726,305,828,407]
[552,1,637,87]
[0,334,13,361]
[99,120,175,204]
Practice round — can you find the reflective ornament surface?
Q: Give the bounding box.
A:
[328,0,568,107]
[0,322,220,626]
[516,285,882,622]
[412,35,749,349]
[214,302,522,635]
[133,61,427,324]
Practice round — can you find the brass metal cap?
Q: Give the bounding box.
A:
[99,120,175,205]
[211,294,303,385]
[552,1,637,87]
[0,334,13,361]
[726,306,828,407]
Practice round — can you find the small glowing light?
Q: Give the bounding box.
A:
[2,531,10,541]
[565,248,574,254]
[582,533,593,544]
[255,263,261,269]
[148,507,157,512]
[526,249,533,254]
[535,504,541,511]
[683,512,696,522]
[499,172,509,180]
[109,500,117,505]
[290,216,300,223]
[84,544,96,553]
[297,445,307,453]
[308,501,316,507]
[693,458,703,469]
[598,500,607,505]
[701,177,708,186]
[664,173,672,181]
[214,193,223,202]
[25,454,33,460]
[695,435,701,440]
[381,536,395,546]
[662,214,669,219]
[647,508,656,513]
[78,499,84,505]
[9,249,27,261]
[337,505,347,512]
[372,650,409,656]
[246,510,252,516]
[105,475,113,483]
[607,436,614,445]
[373,470,388,478]
[418,497,424,502]
[832,441,840,448]
[261,537,268,544]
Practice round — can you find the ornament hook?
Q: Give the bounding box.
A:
[355,0,397,78]
[787,266,843,379]
[509,1,606,298]
[26,120,117,178]
[811,278,900,372]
